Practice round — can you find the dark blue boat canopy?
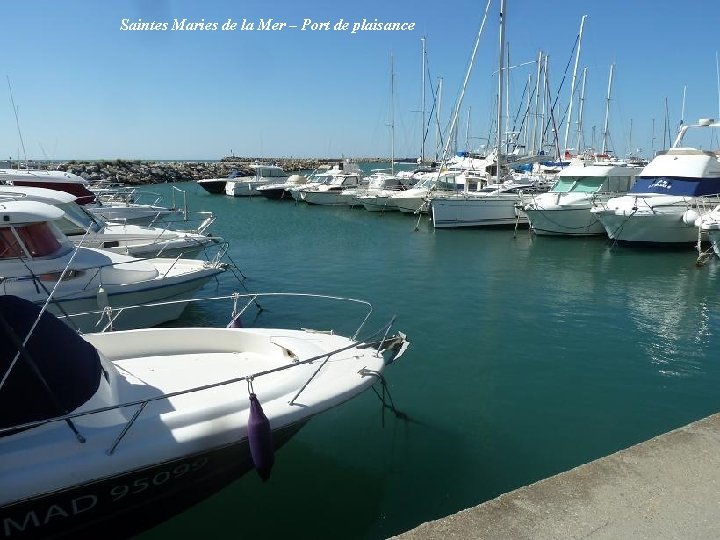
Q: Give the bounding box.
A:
[0,295,101,431]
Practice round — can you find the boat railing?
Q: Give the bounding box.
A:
[142,209,216,233]
[0,248,229,299]
[0,294,408,449]
[66,291,374,337]
[696,196,720,215]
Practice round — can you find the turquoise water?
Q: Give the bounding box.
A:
[136,175,720,539]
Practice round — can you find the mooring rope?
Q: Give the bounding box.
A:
[361,368,410,427]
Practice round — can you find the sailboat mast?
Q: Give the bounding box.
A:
[716,51,720,122]
[505,42,511,154]
[602,63,614,154]
[531,51,543,155]
[575,67,587,153]
[563,15,587,153]
[436,77,443,160]
[496,0,506,178]
[421,37,427,163]
[390,53,395,176]
[465,106,471,151]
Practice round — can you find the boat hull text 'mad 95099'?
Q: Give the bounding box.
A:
[0,293,410,539]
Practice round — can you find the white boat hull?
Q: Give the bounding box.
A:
[225,180,267,197]
[594,209,700,244]
[1,254,224,331]
[301,190,350,206]
[592,194,707,244]
[431,195,525,228]
[525,206,604,236]
[360,195,398,212]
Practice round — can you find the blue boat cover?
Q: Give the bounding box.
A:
[631,177,720,196]
[0,295,101,431]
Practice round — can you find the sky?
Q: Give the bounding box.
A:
[2,0,720,161]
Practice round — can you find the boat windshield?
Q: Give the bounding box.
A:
[552,177,605,193]
[0,222,63,259]
[550,177,577,193]
[414,176,437,189]
[55,202,103,235]
[571,178,605,193]
[437,175,462,191]
[329,176,348,186]
[308,173,332,184]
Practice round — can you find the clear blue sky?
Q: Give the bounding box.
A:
[2,0,720,160]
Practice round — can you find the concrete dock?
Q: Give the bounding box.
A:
[394,413,720,539]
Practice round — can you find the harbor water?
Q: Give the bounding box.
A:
[136,173,720,539]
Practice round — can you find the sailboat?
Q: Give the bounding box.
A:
[430,0,548,228]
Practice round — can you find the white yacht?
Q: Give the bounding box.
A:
[347,171,403,208]
[0,200,225,332]
[355,172,406,212]
[288,161,363,202]
[256,174,308,200]
[298,172,363,205]
[431,176,544,228]
[697,205,720,257]
[197,168,250,194]
[390,173,464,214]
[225,164,290,197]
[0,168,97,204]
[522,160,641,236]
[0,186,222,258]
[591,120,720,245]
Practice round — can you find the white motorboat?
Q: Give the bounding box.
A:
[358,191,400,212]
[697,205,720,257]
[86,197,185,226]
[1,169,194,227]
[298,173,364,206]
[390,171,465,214]
[591,120,720,245]
[256,174,308,200]
[225,164,290,197]
[197,169,255,195]
[430,176,542,228]
[522,160,640,236]
[0,293,409,539]
[0,168,97,205]
[197,177,228,194]
[0,200,226,332]
[394,165,438,187]
[0,186,222,258]
[350,172,404,209]
[288,161,363,202]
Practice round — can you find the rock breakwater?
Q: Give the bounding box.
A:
[43,157,387,185]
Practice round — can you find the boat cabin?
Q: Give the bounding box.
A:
[0,201,73,260]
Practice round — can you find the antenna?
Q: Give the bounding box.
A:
[7,76,28,166]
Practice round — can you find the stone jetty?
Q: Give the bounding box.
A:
[18,156,395,186]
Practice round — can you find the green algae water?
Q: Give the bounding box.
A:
[135,176,720,539]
